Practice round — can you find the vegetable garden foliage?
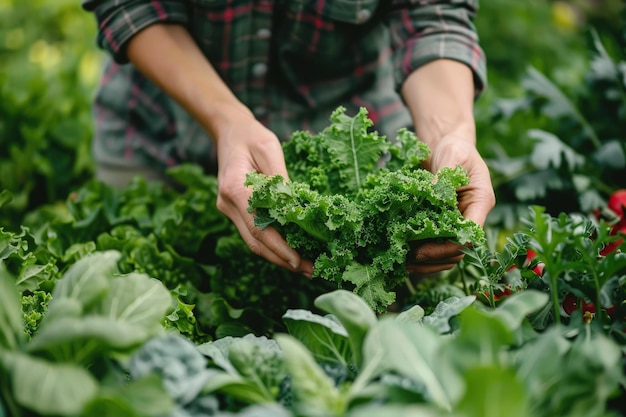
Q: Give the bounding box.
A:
[3,107,626,416]
[482,21,626,229]
[3,240,626,416]
[0,127,626,417]
[0,0,102,227]
[246,107,485,312]
[1,165,330,344]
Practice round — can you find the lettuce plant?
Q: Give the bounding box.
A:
[246,107,485,312]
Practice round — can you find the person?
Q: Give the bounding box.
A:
[81,0,495,279]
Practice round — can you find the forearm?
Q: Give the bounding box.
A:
[401,59,476,149]
[126,23,253,142]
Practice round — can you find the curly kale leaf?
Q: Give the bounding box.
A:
[283,107,390,196]
[245,173,362,244]
[247,108,485,312]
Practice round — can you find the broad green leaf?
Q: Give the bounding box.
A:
[449,308,514,369]
[82,375,174,417]
[283,309,351,366]
[422,296,476,334]
[51,250,120,309]
[228,337,286,402]
[563,331,622,412]
[0,264,24,350]
[456,367,530,417]
[98,272,171,331]
[201,371,272,404]
[37,297,82,328]
[235,404,293,417]
[314,290,377,368]
[275,334,344,417]
[6,351,98,416]
[30,272,171,359]
[198,336,240,375]
[199,334,286,404]
[26,316,151,358]
[361,319,453,411]
[514,328,570,405]
[395,304,425,323]
[515,327,622,417]
[347,404,449,417]
[489,290,549,332]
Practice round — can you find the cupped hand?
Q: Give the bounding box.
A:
[214,115,314,278]
[407,135,495,274]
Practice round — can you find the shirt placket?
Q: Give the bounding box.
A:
[248,0,274,123]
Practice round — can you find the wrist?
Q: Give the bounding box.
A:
[198,100,256,142]
[416,119,476,149]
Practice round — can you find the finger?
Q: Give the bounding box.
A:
[232,213,314,277]
[457,165,496,227]
[251,138,291,179]
[406,262,459,274]
[217,179,313,277]
[409,254,465,266]
[461,202,493,228]
[238,206,313,273]
[412,240,464,262]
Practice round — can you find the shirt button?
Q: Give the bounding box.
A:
[252,62,268,78]
[256,28,271,40]
[356,9,371,23]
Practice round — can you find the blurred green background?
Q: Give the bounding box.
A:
[1,0,624,231]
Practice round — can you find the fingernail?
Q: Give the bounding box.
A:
[415,251,426,262]
[301,271,313,279]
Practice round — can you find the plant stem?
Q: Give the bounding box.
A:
[404,276,417,296]
[458,265,470,296]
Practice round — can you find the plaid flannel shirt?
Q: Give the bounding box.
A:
[82,0,486,173]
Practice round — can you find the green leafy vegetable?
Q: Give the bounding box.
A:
[247,107,485,312]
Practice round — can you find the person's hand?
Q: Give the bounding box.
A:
[406,135,495,274]
[122,24,312,276]
[214,112,314,278]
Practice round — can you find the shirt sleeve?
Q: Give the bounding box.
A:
[387,0,487,97]
[82,0,189,64]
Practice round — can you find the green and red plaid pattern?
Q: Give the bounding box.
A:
[82,0,487,173]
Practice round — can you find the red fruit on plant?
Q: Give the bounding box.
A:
[607,189,626,221]
[524,249,544,276]
[482,285,515,302]
[562,293,578,315]
[562,293,597,316]
[600,238,624,256]
[598,190,626,255]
